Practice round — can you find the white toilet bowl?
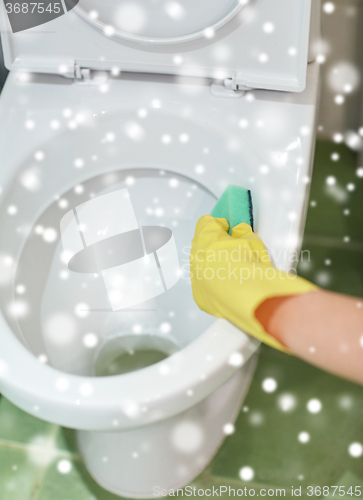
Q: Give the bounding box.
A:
[0,0,319,496]
[0,65,318,496]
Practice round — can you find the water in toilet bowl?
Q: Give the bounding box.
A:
[94,333,179,377]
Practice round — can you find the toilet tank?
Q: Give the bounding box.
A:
[0,0,320,92]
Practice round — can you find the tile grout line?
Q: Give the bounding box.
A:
[0,438,81,459]
[27,425,80,500]
[28,424,60,500]
[32,425,60,500]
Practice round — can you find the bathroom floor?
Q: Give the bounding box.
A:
[0,140,363,499]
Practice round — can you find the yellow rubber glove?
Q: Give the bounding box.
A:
[190,216,318,353]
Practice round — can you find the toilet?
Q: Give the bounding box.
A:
[0,0,320,497]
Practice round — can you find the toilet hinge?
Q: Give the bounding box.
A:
[74,63,110,86]
[224,77,252,91]
[74,63,91,80]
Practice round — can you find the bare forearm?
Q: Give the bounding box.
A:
[256,290,363,385]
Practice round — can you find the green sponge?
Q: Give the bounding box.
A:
[210,184,254,234]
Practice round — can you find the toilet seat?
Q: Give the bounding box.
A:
[75,0,249,45]
[0,65,319,431]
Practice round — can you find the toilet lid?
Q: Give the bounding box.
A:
[0,0,313,92]
[75,0,245,45]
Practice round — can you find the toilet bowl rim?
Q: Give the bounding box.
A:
[0,313,260,429]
